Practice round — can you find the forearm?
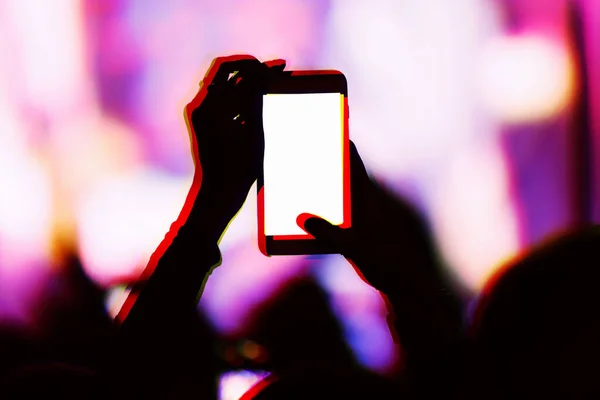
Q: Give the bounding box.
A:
[115,185,233,397]
[120,187,224,324]
[383,259,465,396]
[386,272,464,355]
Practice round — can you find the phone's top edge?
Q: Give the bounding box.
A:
[265,70,348,95]
[288,69,344,76]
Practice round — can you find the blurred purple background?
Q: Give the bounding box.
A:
[0,0,598,396]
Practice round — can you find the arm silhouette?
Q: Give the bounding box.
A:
[114,55,285,398]
[299,142,466,398]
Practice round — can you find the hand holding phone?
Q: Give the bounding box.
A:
[298,142,438,295]
[184,55,285,233]
[258,71,351,256]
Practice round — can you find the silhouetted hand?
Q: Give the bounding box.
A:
[298,142,465,399]
[298,141,437,295]
[186,55,285,224]
[116,55,287,399]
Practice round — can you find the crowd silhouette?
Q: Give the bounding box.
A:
[0,54,598,399]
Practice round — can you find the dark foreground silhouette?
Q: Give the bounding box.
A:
[1,55,600,400]
[466,226,600,399]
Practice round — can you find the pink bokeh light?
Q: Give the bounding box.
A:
[0,0,593,383]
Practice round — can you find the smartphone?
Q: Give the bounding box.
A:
[258,70,350,256]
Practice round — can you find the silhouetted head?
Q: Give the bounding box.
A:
[468,226,600,398]
[245,276,357,374]
[243,369,404,400]
[238,275,406,398]
[0,362,112,399]
[31,250,116,375]
[0,324,38,379]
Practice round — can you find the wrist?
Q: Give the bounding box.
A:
[186,186,238,242]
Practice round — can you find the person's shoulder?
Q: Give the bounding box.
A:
[483,225,600,292]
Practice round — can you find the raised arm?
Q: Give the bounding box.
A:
[114,55,286,399]
[299,142,466,398]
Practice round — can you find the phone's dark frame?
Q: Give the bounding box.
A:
[257,70,350,256]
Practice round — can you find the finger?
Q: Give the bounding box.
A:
[201,55,253,88]
[297,214,350,251]
[202,57,286,128]
[209,55,263,84]
[189,56,263,123]
[209,58,286,102]
[220,59,286,91]
[207,62,266,107]
[204,82,240,115]
[265,59,286,72]
[224,60,287,119]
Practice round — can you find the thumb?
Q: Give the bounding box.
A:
[296,213,348,250]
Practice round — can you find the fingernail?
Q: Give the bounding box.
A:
[296,213,318,230]
[265,59,286,69]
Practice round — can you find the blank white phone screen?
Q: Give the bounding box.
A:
[263,92,344,236]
